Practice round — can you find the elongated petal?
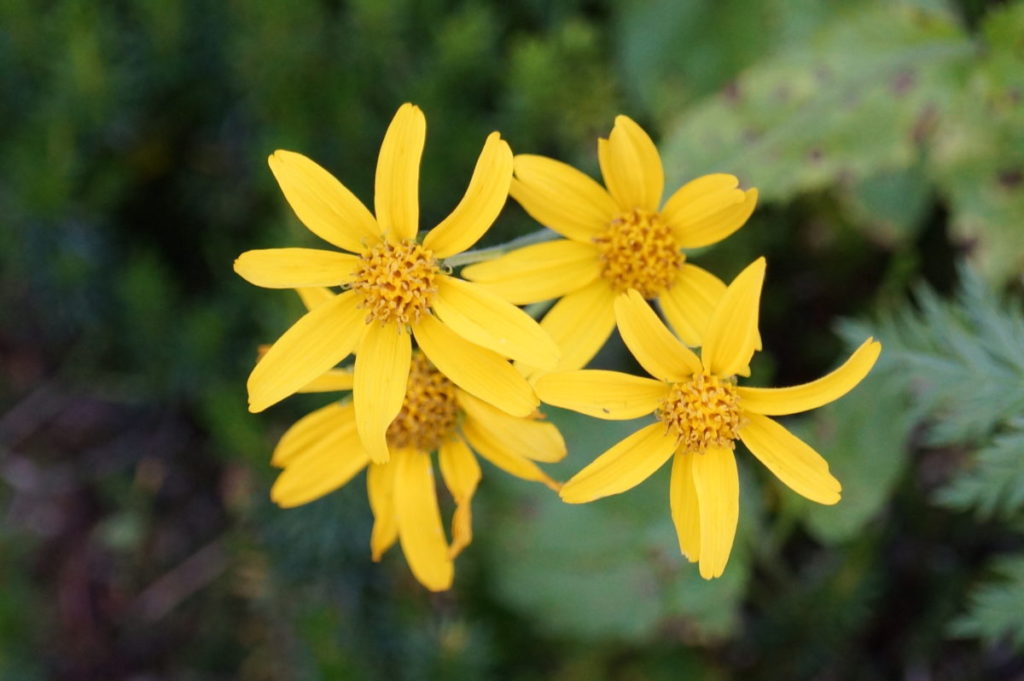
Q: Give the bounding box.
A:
[367,461,398,561]
[598,116,664,211]
[520,280,617,376]
[673,189,758,250]
[461,418,559,490]
[395,449,454,591]
[658,264,727,347]
[458,390,566,463]
[270,412,369,508]
[691,447,739,579]
[234,248,360,289]
[423,132,513,258]
[560,423,676,503]
[298,369,354,394]
[271,401,354,467]
[439,435,480,558]
[510,155,618,241]
[669,451,700,562]
[535,370,667,420]
[268,150,381,252]
[432,276,560,369]
[414,314,538,417]
[662,174,751,248]
[737,339,881,415]
[354,323,411,464]
[247,291,364,413]
[615,290,702,381]
[460,239,600,305]
[375,103,426,242]
[702,258,766,378]
[296,286,336,311]
[739,413,841,505]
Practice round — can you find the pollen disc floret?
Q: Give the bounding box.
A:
[351,240,439,325]
[386,353,459,452]
[592,208,684,298]
[658,373,743,452]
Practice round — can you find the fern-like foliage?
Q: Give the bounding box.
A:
[846,264,1024,650]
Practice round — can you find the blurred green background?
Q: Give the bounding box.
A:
[2,0,1024,678]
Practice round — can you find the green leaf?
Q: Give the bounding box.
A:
[482,409,753,642]
[930,2,1024,283]
[659,2,972,201]
[950,554,1024,650]
[936,418,1024,520]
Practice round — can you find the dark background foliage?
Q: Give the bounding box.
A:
[1,0,1023,679]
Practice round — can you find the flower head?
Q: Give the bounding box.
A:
[535,258,881,579]
[462,115,758,372]
[235,104,560,463]
[269,347,564,592]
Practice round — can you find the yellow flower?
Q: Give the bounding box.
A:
[535,258,881,579]
[269,348,564,592]
[462,115,758,372]
[235,104,560,463]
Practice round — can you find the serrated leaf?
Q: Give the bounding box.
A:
[936,418,1024,520]
[950,554,1024,650]
[660,2,971,200]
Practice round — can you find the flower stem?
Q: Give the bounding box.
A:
[443,228,558,267]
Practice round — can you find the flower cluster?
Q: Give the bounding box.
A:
[236,104,880,590]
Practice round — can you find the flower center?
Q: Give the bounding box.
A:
[351,240,439,325]
[386,353,459,452]
[593,209,684,298]
[658,373,743,453]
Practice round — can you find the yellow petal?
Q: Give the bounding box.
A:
[672,189,758,250]
[423,132,513,258]
[439,435,481,559]
[614,290,702,381]
[598,115,664,211]
[460,239,600,305]
[535,370,668,420]
[559,422,676,503]
[247,291,364,413]
[658,264,727,347]
[519,280,617,376]
[354,323,411,464]
[669,451,700,562]
[297,369,354,394]
[271,401,354,467]
[268,150,381,252]
[270,412,369,508]
[395,449,454,591]
[701,257,766,378]
[367,461,398,561]
[661,174,750,248]
[432,276,560,369]
[458,390,566,463]
[691,446,739,579]
[461,417,560,491]
[296,287,336,311]
[234,248,360,288]
[375,103,426,242]
[413,314,538,417]
[737,339,881,416]
[739,412,842,505]
[510,154,618,241]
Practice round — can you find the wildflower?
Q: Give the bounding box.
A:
[235,104,559,463]
[269,349,564,592]
[462,115,758,371]
[535,258,880,578]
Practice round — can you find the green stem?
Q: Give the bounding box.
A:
[442,228,558,268]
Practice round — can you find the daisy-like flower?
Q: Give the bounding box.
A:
[462,115,758,372]
[535,258,881,579]
[235,104,560,463]
[269,347,564,592]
